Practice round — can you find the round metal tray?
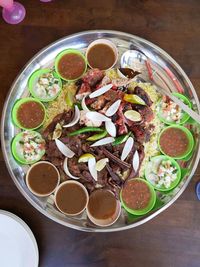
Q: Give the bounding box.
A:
[1,30,200,232]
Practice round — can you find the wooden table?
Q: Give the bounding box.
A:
[0,1,200,266]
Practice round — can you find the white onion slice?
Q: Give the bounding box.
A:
[86,111,111,122]
[105,100,121,117]
[121,137,134,161]
[63,157,79,179]
[55,139,75,158]
[132,150,140,172]
[90,137,115,147]
[89,84,113,98]
[88,157,98,181]
[105,121,116,137]
[63,106,80,128]
[81,95,90,111]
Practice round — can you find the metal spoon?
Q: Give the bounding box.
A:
[120,49,200,124]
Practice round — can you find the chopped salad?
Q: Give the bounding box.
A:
[146,158,178,189]
[158,95,184,123]
[16,131,45,163]
[34,72,61,99]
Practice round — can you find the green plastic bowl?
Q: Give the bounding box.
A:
[28,68,62,102]
[157,93,192,125]
[120,178,156,216]
[54,49,87,81]
[11,131,45,165]
[145,155,181,192]
[158,125,194,159]
[12,97,46,130]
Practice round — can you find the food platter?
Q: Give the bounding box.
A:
[1,30,200,232]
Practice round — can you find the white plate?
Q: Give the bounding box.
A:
[0,210,39,267]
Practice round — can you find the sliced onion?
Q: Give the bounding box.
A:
[88,157,98,181]
[55,139,75,158]
[132,150,139,172]
[90,137,115,147]
[105,121,116,137]
[89,84,113,98]
[63,106,80,128]
[86,111,111,122]
[121,137,134,161]
[63,157,79,179]
[81,95,90,111]
[105,100,121,117]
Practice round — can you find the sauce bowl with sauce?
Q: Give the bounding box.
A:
[158,125,194,159]
[86,189,121,227]
[54,181,89,216]
[120,178,156,216]
[12,97,46,130]
[55,49,87,81]
[86,39,118,70]
[26,161,60,197]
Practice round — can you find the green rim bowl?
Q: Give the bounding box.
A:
[12,97,46,130]
[28,68,62,102]
[11,131,45,165]
[54,49,87,81]
[120,178,156,216]
[145,155,181,192]
[158,125,194,159]
[157,93,192,125]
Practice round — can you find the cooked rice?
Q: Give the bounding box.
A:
[134,82,164,177]
[43,82,77,129]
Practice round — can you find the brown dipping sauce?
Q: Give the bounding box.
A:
[27,162,59,196]
[55,181,88,215]
[87,44,116,70]
[122,179,151,210]
[17,101,45,129]
[57,53,86,80]
[87,189,117,220]
[159,127,189,157]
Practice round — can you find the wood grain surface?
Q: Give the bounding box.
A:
[0,1,200,266]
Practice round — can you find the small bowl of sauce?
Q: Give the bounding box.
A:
[86,189,121,227]
[86,39,118,70]
[120,178,156,216]
[26,161,60,197]
[55,49,87,81]
[158,125,194,159]
[55,181,89,216]
[12,97,46,130]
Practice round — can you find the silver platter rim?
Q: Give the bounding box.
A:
[1,30,200,232]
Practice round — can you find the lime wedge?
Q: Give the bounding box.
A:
[78,153,95,163]
[95,158,109,171]
[124,94,146,105]
[124,110,142,122]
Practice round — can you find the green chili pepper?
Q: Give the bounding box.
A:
[68,127,104,136]
[76,101,82,110]
[87,130,107,141]
[112,132,131,146]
